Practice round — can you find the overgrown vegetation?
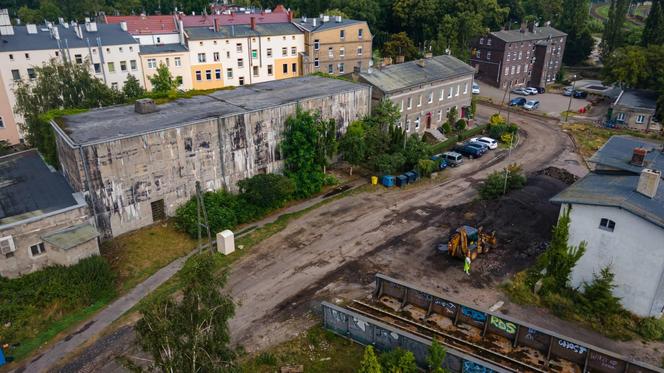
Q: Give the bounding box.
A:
[357,340,448,373]
[0,256,116,361]
[562,123,664,159]
[478,163,527,199]
[504,208,663,341]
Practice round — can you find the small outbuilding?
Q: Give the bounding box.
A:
[610,89,661,132]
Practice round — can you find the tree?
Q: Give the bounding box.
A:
[134,253,237,372]
[358,345,382,373]
[149,63,178,94]
[600,0,630,59]
[17,6,42,23]
[446,106,458,127]
[39,0,62,21]
[122,74,145,101]
[642,0,664,46]
[478,163,526,199]
[417,159,437,177]
[427,340,447,373]
[324,8,350,18]
[339,120,366,175]
[237,173,295,212]
[379,348,418,373]
[376,152,405,174]
[392,0,438,42]
[328,0,380,28]
[382,32,419,62]
[403,134,431,170]
[315,117,337,174]
[581,266,623,320]
[557,0,594,65]
[529,207,586,294]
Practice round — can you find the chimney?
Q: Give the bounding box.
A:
[312,18,317,27]
[26,24,38,34]
[250,16,256,30]
[527,20,535,33]
[323,15,330,23]
[630,147,647,167]
[287,10,293,22]
[75,24,83,39]
[520,22,526,33]
[302,16,307,23]
[120,21,127,31]
[179,19,185,45]
[51,26,59,40]
[87,21,97,32]
[135,98,157,114]
[416,59,426,67]
[335,15,342,23]
[636,169,661,199]
[214,17,220,32]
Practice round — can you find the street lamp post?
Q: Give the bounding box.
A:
[565,74,577,123]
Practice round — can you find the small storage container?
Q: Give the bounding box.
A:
[381,175,395,187]
[396,175,408,187]
[405,171,418,183]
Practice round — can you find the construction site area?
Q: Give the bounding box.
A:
[53,109,664,372]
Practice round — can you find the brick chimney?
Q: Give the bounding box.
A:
[250,16,256,30]
[630,147,647,167]
[287,10,293,22]
[214,17,220,32]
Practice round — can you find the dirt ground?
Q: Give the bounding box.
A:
[53,107,664,371]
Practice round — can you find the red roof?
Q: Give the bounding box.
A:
[179,5,290,28]
[105,15,178,35]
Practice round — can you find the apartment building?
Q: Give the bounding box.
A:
[358,55,475,136]
[139,44,192,91]
[292,15,372,76]
[104,15,180,45]
[0,10,141,144]
[469,23,566,89]
[185,19,303,89]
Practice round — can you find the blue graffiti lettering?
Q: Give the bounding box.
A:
[461,306,487,322]
[463,360,496,373]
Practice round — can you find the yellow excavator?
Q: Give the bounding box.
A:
[447,225,497,260]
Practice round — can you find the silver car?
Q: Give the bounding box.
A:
[525,87,538,95]
[511,87,530,96]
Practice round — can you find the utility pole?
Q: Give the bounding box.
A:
[195,181,213,253]
[565,74,577,123]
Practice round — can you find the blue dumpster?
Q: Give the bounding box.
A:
[396,175,408,187]
[405,171,418,183]
[381,175,395,187]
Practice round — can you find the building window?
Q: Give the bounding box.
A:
[11,69,20,81]
[239,76,245,85]
[340,29,345,39]
[437,110,443,122]
[314,58,319,68]
[25,53,30,59]
[448,87,453,98]
[328,47,333,58]
[479,37,484,45]
[504,67,509,76]
[267,64,273,75]
[205,70,212,80]
[120,61,127,71]
[0,116,4,128]
[487,38,492,46]
[282,47,288,57]
[636,115,646,124]
[226,51,230,58]
[111,82,118,90]
[214,52,220,61]
[314,39,320,50]
[215,69,221,79]
[283,64,288,74]
[417,95,422,107]
[463,83,468,94]
[516,65,521,74]
[599,218,615,232]
[267,48,273,57]
[439,88,444,101]
[174,57,181,67]
[427,92,433,103]
[196,70,202,81]
[236,43,242,52]
[339,47,345,57]
[338,63,344,73]
[407,97,412,109]
[511,65,515,75]
[415,116,420,129]
[291,46,297,56]
[94,63,101,74]
[406,119,410,132]
[147,58,157,69]
[507,53,510,62]
[75,54,83,64]
[292,63,297,73]
[487,51,491,60]
[524,64,528,73]
[400,100,404,112]
[455,85,460,96]
[8,54,13,61]
[197,53,206,63]
[30,242,46,257]
[253,66,259,77]
[518,51,522,60]
[130,59,137,70]
[476,50,481,59]
[238,58,244,68]
[328,64,333,74]
[616,112,625,121]
[226,68,233,79]
[358,28,363,38]
[357,46,363,56]
[252,50,258,59]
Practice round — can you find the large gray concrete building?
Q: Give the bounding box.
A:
[52,76,371,238]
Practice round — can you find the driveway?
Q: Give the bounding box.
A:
[475,81,591,118]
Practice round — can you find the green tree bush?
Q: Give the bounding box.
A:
[123,74,145,100]
[359,345,382,373]
[417,159,437,177]
[440,122,452,134]
[149,63,179,94]
[379,348,418,373]
[339,120,367,175]
[427,340,447,373]
[237,173,295,214]
[580,267,623,321]
[637,317,664,341]
[382,32,419,62]
[478,163,526,199]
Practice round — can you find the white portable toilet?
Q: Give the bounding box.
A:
[216,230,235,255]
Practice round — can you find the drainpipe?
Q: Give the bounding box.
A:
[96,36,108,85]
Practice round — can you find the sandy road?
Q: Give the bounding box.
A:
[226,105,580,350]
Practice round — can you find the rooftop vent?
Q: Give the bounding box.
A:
[120,21,127,31]
[636,168,661,199]
[416,59,426,67]
[335,15,342,23]
[322,15,330,23]
[135,98,157,114]
[630,147,647,167]
[26,23,38,34]
[302,16,307,23]
[85,21,97,32]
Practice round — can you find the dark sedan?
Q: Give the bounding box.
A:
[509,97,527,106]
[453,144,484,159]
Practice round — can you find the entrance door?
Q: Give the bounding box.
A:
[426,113,432,129]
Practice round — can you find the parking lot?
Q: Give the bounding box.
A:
[475,81,591,118]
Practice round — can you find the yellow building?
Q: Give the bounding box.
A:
[185,22,304,90]
[292,15,373,76]
[139,44,193,91]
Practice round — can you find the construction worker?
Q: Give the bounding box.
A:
[464,254,471,275]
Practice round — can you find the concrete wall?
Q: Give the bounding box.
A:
[0,204,98,278]
[564,203,664,317]
[59,87,370,238]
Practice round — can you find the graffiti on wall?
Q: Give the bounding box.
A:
[589,351,620,371]
[461,306,487,322]
[434,298,457,314]
[462,360,495,373]
[558,339,588,354]
[489,316,517,335]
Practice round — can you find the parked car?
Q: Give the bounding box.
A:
[442,151,464,167]
[525,87,539,95]
[470,136,498,150]
[523,99,540,110]
[466,142,488,154]
[562,86,574,96]
[453,144,484,159]
[430,155,449,170]
[511,87,530,96]
[509,97,527,106]
[472,82,480,94]
[536,87,546,93]
[573,90,588,98]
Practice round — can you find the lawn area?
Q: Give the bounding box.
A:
[239,325,363,373]
[562,122,664,159]
[100,220,195,293]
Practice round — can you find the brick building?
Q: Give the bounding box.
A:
[469,23,566,89]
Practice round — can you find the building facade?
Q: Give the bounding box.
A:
[551,136,664,317]
[139,44,192,91]
[610,89,661,132]
[0,150,99,278]
[358,55,475,136]
[185,21,303,90]
[51,77,371,238]
[292,15,372,76]
[104,15,181,45]
[0,12,142,144]
[469,23,566,89]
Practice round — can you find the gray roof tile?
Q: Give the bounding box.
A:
[185,22,301,39]
[0,24,138,52]
[589,135,664,173]
[615,89,658,111]
[292,17,365,32]
[139,43,188,54]
[490,26,566,43]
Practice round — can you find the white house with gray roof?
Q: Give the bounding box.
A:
[610,89,661,132]
[551,136,664,317]
[357,55,475,137]
[0,9,142,144]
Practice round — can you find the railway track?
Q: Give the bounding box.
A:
[348,299,549,373]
